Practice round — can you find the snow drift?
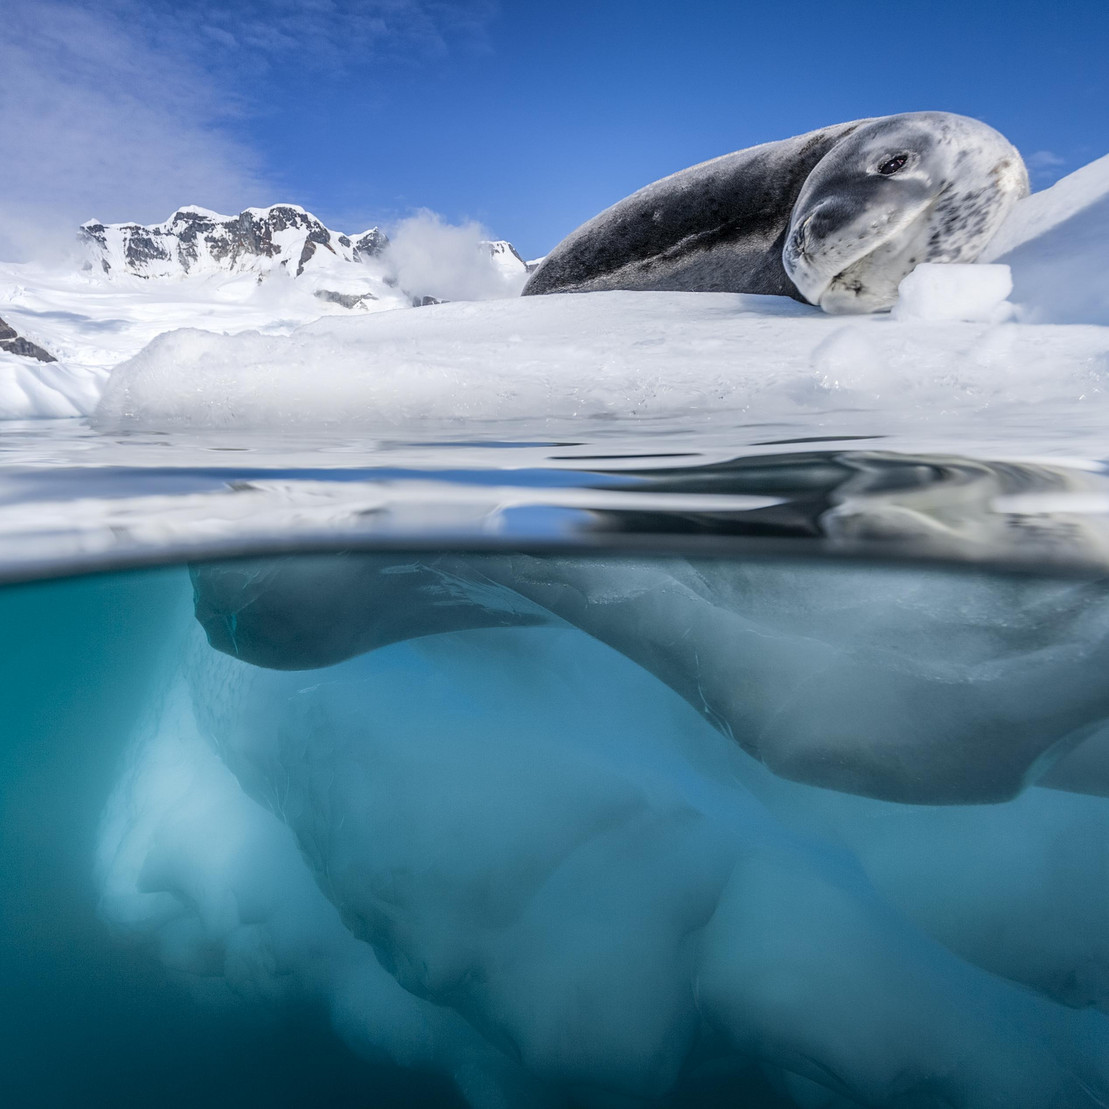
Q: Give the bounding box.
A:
[91,287,1109,437]
[983,152,1109,326]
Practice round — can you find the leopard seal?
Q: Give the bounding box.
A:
[522,112,1028,314]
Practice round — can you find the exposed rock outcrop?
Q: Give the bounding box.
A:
[0,316,56,363]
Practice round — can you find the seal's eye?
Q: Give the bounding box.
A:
[877,153,910,176]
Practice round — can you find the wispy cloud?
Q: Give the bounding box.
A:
[0,1,266,260]
[150,0,496,69]
[1027,150,1066,169]
[0,0,497,261]
[1024,150,1070,188]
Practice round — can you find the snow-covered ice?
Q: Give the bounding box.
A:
[0,152,1104,428]
[89,289,1109,438]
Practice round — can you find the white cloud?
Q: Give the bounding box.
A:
[1027,150,1066,170]
[0,0,498,262]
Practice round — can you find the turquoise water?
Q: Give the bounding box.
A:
[0,568,465,1108]
[3,545,1109,1108]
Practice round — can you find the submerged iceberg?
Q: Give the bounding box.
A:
[96,555,1109,1108]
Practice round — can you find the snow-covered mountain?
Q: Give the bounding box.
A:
[485,238,533,276]
[80,204,391,281]
[77,203,528,309]
[0,203,532,415]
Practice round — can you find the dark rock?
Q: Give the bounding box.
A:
[314,289,378,309]
[0,316,57,362]
[121,224,172,273]
[353,228,389,260]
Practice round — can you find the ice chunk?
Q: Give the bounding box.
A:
[96,663,552,1108]
[892,263,1013,322]
[89,289,1109,434]
[734,758,1109,1013]
[190,554,552,671]
[698,849,1109,1108]
[192,553,1109,804]
[0,350,107,417]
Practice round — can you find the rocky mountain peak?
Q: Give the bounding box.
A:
[80,204,392,280]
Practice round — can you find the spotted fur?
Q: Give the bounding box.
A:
[524,112,1029,315]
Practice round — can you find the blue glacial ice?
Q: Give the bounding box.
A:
[94,557,1109,1109]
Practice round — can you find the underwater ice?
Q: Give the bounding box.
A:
[97,558,1109,1108]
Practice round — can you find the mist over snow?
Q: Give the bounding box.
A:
[385,210,529,301]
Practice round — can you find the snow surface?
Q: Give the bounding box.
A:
[983,152,1109,326]
[0,258,408,416]
[0,154,1106,425]
[93,290,1109,437]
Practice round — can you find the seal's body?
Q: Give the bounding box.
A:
[523,113,1028,314]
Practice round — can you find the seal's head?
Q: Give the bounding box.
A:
[783,112,1028,314]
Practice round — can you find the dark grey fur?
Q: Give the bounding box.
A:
[522,122,863,300]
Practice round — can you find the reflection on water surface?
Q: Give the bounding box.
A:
[3,443,1109,579]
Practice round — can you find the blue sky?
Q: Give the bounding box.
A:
[2,0,1107,260]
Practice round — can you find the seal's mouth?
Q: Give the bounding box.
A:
[819,257,897,314]
[786,195,940,314]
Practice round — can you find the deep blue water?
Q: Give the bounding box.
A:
[0,570,466,1108]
